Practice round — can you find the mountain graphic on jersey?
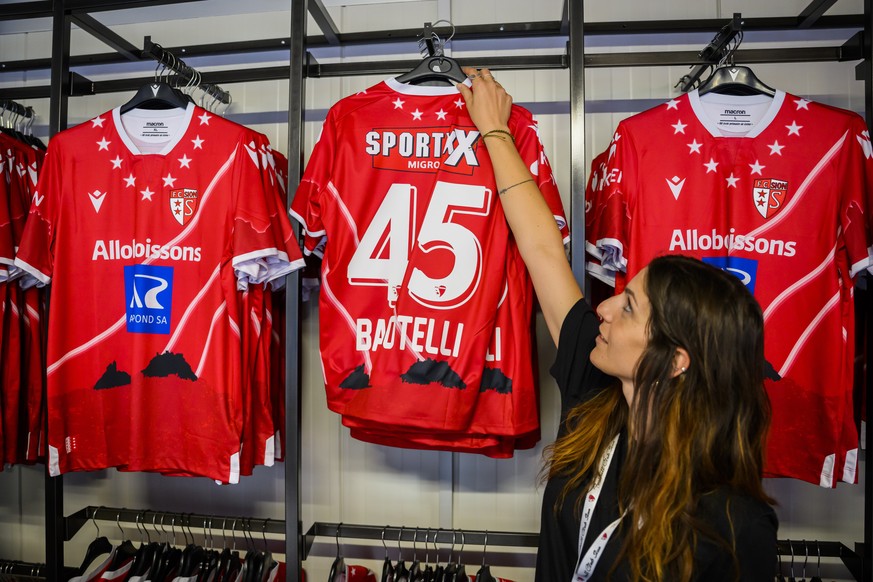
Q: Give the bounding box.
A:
[401,358,466,389]
[480,367,512,394]
[142,351,197,381]
[339,365,370,389]
[93,361,131,390]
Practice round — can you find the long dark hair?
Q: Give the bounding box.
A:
[545,255,773,581]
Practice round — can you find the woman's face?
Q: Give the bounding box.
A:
[590,268,651,405]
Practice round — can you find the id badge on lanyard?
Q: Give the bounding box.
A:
[572,434,623,582]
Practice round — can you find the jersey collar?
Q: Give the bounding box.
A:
[688,89,785,138]
[112,102,196,156]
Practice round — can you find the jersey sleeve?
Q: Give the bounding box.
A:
[586,127,635,280]
[841,115,873,278]
[14,140,61,289]
[511,110,570,244]
[288,112,336,254]
[583,148,617,287]
[231,134,305,289]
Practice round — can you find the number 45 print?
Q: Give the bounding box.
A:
[348,181,492,309]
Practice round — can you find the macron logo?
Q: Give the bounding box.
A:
[89,190,107,213]
[728,68,740,82]
[666,176,686,200]
[150,84,161,98]
[32,192,44,207]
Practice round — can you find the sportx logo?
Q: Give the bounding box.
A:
[701,256,759,293]
[124,264,174,334]
[364,126,481,175]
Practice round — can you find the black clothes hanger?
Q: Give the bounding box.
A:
[119,82,191,114]
[328,523,346,582]
[808,541,823,582]
[381,527,396,582]
[697,64,775,97]
[120,52,192,115]
[395,20,466,86]
[395,56,467,86]
[106,512,138,571]
[77,510,113,576]
[473,532,496,582]
[395,527,411,582]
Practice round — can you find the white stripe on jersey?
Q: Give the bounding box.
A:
[320,261,373,374]
[327,181,361,245]
[195,301,228,379]
[763,244,835,322]
[48,315,126,376]
[779,291,839,378]
[731,131,848,249]
[164,264,221,353]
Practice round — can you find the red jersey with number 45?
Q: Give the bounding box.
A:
[290,78,568,437]
[14,104,304,482]
[585,90,873,487]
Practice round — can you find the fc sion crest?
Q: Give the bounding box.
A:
[752,178,788,219]
[169,188,199,226]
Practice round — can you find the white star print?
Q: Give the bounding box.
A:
[110,155,123,169]
[91,115,105,128]
[124,174,136,188]
[436,109,448,121]
[726,173,739,188]
[198,112,211,125]
[666,99,680,110]
[704,158,719,173]
[163,173,177,187]
[795,98,810,110]
[786,121,802,136]
[749,160,765,175]
[411,109,423,121]
[687,139,702,154]
[392,98,405,109]
[192,136,205,149]
[97,137,111,151]
[178,155,192,168]
[672,120,687,134]
[140,187,154,201]
[768,140,785,156]
[454,98,465,108]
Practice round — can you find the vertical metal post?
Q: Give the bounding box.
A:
[864,4,873,580]
[46,0,70,578]
[568,0,587,287]
[286,0,308,579]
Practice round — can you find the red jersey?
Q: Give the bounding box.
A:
[290,78,568,445]
[14,104,304,482]
[586,90,873,486]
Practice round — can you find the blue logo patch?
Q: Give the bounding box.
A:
[701,256,758,293]
[124,264,174,334]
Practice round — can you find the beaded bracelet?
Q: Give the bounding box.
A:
[498,178,535,196]
[482,129,515,143]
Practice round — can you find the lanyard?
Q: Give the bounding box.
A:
[572,434,623,582]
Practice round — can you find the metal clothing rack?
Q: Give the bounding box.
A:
[0,1,872,581]
[141,36,231,106]
[0,560,46,579]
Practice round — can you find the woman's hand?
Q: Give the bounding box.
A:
[456,67,513,135]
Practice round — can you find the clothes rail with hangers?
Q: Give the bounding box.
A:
[302,523,538,560]
[141,36,231,105]
[0,99,34,119]
[64,506,288,542]
[0,560,46,579]
[775,540,862,580]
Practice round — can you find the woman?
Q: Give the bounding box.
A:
[456,69,778,581]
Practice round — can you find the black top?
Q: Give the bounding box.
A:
[534,298,778,582]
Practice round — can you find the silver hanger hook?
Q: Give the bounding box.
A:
[116,510,124,541]
[412,527,419,561]
[788,539,795,579]
[397,525,404,561]
[262,518,270,551]
[91,507,102,538]
[335,522,343,558]
[481,530,488,566]
[802,539,809,579]
[381,526,390,558]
